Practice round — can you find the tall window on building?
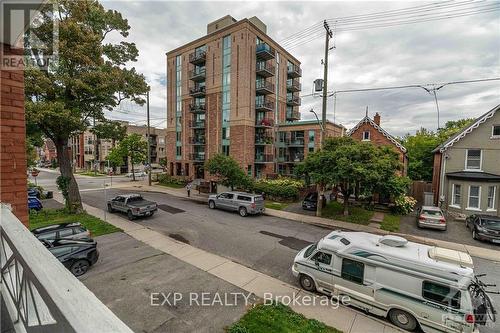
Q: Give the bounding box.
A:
[492,125,500,138]
[309,130,315,143]
[487,186,496,210]
[452,184,461,207]
[221,35,231,154]
[468,185,481,209]
[465,149,481,170]
[175,55,182,160]
[362,131,370,141]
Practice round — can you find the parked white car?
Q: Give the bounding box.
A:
[126,171,146,178]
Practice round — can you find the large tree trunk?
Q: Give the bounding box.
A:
[55,139,83,213]
[131,154,136,181]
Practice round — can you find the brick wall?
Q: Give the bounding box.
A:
[0,43,28,226]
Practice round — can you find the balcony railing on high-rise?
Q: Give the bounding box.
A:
[256,62,275,78]
[255,80,275,95]
[189,120,206,129]
[189,85,205,97]
[189,136,206,145]
[286,79,301,92]
[188,68,206,81]
[254,154,274,163]
[255,118,274,128]
[287,63,302,78]
[0,205,134,333]
[286,109,301,121]
[256,42,275,60]
[286,137,305,146]
[286,95,301,106]
[189,103,206,113]
[255,135,273,145]
[189,50,206,64]
[190,152,205,161]
[255,97,275,112]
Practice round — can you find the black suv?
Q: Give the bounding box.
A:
[42,239,99,276]
[32,223,91,241]
[465,214,500,244]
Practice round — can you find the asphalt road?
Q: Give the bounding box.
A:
[37,170,500,332]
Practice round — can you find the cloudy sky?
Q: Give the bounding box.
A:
[102,0,499,137]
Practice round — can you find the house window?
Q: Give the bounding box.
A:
[362,131,370,141]
[308,130,315,142]
[492,125,500,138]
[465,149,481,170]
[341,258,364,284]
[452,184,461,207]
[468,185,481,210]
[487,186,496,210]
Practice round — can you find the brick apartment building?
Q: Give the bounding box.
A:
[68,121,166,173]
[166,15,308,179]
[0,43,28,225]
[347,112,408,176]
[40,138,57,164]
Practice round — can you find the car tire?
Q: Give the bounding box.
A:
[127,210,134,221]
[209,200,216,209]
[299,274,316,292]
[239,207,248,217]
[70,259,90,277]
[107,204,114,213]
[389,309,418,331]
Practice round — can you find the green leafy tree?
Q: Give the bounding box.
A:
[91,120,127,146]
[402,118,474,181]
[205,154,252,190]
[159,157,167,170]
[297,137,403,216]
[25,1,148,212]
[109,133,147,181]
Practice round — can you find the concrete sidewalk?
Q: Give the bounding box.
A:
[53,192,402,333]
[110,181,500,262]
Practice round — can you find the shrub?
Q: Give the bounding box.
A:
[253,177,304,201]
[157,174,187,187]
[392,195,417,215]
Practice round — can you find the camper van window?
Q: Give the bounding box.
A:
[422,281,461,309]
[304,243,317,258]
[341,259,364,284]
[311,251,332,265]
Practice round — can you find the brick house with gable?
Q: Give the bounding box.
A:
[347,112,408,177]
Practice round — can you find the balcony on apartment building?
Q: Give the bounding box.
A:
[287,63,302,78]
[286,109,301,121]
[254,154,274,163]
[0,205,134,333]
[286,137,305,147]
[190,151,205,162]
[189,102,206,113]
[255,118,274,128]
[286,94,301,106]
[286,79,301,92]
[189,49,206,65]
[255,79,275,95]
[285,152,304,163]
[188,67,206,82]
[256,62,275,78]
[189,136,206,145]
[255,134,274,146]
[256,42,275,61]
[189,119,206,129]
[189,84,206,97]
[255,97,275,112]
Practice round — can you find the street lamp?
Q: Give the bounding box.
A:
[418,84,446,130]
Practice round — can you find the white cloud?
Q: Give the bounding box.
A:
[102,1,500,136]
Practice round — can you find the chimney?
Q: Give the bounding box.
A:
[374,113,381,126]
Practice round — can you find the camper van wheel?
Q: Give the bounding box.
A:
[389,309,417,331]
[299,274,316,292]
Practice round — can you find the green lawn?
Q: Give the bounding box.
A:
[29,209,121,236]
[321,201,373,225]
[227,303,342,333]
[380,214,401,232]
[265,202,289,210]
[157,181,185,189]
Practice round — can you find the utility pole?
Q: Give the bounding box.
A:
[146,89,152,186]
[316,20,333,218]
[93,116,97,175]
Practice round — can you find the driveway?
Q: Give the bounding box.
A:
[81,232,257,333]
[399,212,500,251]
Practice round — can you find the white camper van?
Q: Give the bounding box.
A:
[292,231,496,333]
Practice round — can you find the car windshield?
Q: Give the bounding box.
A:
[304,243,317,258]
[422,209,442,217]
[482,219,500,229]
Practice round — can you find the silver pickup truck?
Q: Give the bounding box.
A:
[107,194,158,220]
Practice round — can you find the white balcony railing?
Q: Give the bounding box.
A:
[0,204,133,333]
